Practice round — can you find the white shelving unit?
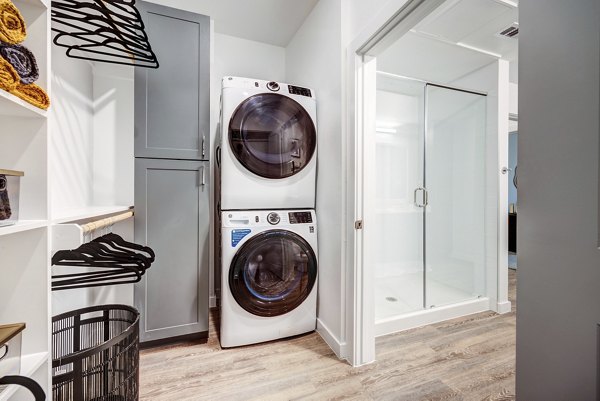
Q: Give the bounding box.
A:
[0,0,51,399]
[52,205,133,224]
[0,352,49,401]
[1,0,135,398]
[0,90,48,118]
[0,220,47,237]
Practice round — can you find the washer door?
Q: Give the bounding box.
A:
[229,93,316,179]
[229,230,317,317]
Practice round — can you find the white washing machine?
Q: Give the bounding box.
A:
[220,209,318,347]
[219,76,317,210]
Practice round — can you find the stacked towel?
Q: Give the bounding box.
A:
[0,43,38,83]
[0,0,26,44]
[0,0,49,110]
[0,175,11,221]
[11,82,49,109]
[0,53,18,90]
[0,49,49,109]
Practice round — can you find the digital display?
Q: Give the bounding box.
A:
[289,212,312,224]
[288,85,312,97]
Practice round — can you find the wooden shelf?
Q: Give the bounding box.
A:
[52,206,134,224]
[15,0,49,9]
[0,352,49,401]
[0,90,47,119]
[0,220,47,237]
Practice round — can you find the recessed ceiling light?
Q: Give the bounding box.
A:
[456,42,502,58]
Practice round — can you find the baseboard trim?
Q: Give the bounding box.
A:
[496,301,512,314]
[316,318,347,359]
[140,331,208,349]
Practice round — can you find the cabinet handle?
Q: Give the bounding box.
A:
[199,166,206,187]
[202,135,206,158]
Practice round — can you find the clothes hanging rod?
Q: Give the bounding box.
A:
[81,211,134,234]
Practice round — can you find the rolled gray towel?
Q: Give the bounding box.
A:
[0,43,39,84]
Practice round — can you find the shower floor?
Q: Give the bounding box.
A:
[375,272,476,321]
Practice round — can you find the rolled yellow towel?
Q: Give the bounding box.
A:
[0,54,18,91]
[10,82,50,110]
[0,0,26,44]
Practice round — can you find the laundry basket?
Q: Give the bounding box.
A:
[52,305,140,401]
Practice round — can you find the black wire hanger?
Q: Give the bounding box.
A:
[51,232,154,291]
[51,0,159,68]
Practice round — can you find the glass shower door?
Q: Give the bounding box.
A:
[373,74,425,320]
[424,84,487,308]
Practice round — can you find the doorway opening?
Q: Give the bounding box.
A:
[347,0,517,365]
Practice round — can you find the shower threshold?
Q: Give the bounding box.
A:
[375,297,491,337]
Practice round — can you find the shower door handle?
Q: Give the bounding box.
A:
[414,187,428,207]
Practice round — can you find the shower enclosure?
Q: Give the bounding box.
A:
[374,72,487,334]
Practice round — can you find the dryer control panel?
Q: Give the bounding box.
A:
[289,211,313,224]
[222,77,315,100]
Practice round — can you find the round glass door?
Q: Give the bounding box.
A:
[229,93,317,179]
[229,230,318,317]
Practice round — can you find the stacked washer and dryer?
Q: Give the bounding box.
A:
[217,77,319,347]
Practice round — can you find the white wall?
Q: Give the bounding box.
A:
[347,0,390,40]
[286,0,346,356]
[50,48,94,214]
[451,60,511,313]
[209,32,286,306]
[50,50,135,315]
[92,63,135,207]
[509,82,518,116]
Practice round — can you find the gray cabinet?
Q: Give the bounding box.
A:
[134,158,209,343]
[135,1,210,160]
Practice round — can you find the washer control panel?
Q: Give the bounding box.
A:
[267,212,281,225]
[222,210,315,228]
[289,211,313,224]
[288,85,312,97]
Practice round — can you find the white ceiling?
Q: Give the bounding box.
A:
[146,0,319,47]
[378,0,519,83]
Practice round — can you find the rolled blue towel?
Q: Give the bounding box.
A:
[0,42,39,84]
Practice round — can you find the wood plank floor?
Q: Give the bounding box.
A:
[140,270,516,400]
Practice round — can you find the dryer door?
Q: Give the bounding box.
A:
[229,230,317,317]
[229,93,317,179]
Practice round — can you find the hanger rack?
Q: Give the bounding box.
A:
[53,210,134,252]
[51,209,155,291]
[51,0,159,68]
[80,211,134,234]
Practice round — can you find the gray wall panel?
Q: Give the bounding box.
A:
[516,0,600,399]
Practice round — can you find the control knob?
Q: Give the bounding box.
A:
[267,212,280,225]
[267,81,280,91]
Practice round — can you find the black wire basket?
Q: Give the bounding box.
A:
[51,305,140,401]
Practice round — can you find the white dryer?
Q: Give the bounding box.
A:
[220,209,318,347]
[219,76,317,210]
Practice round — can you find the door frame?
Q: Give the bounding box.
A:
[343,0,510,366]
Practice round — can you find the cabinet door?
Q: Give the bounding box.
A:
[135,2,210,160]
[134,158,209,343]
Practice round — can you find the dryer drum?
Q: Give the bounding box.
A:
[229,229,318,317]
[229,93,317,179]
